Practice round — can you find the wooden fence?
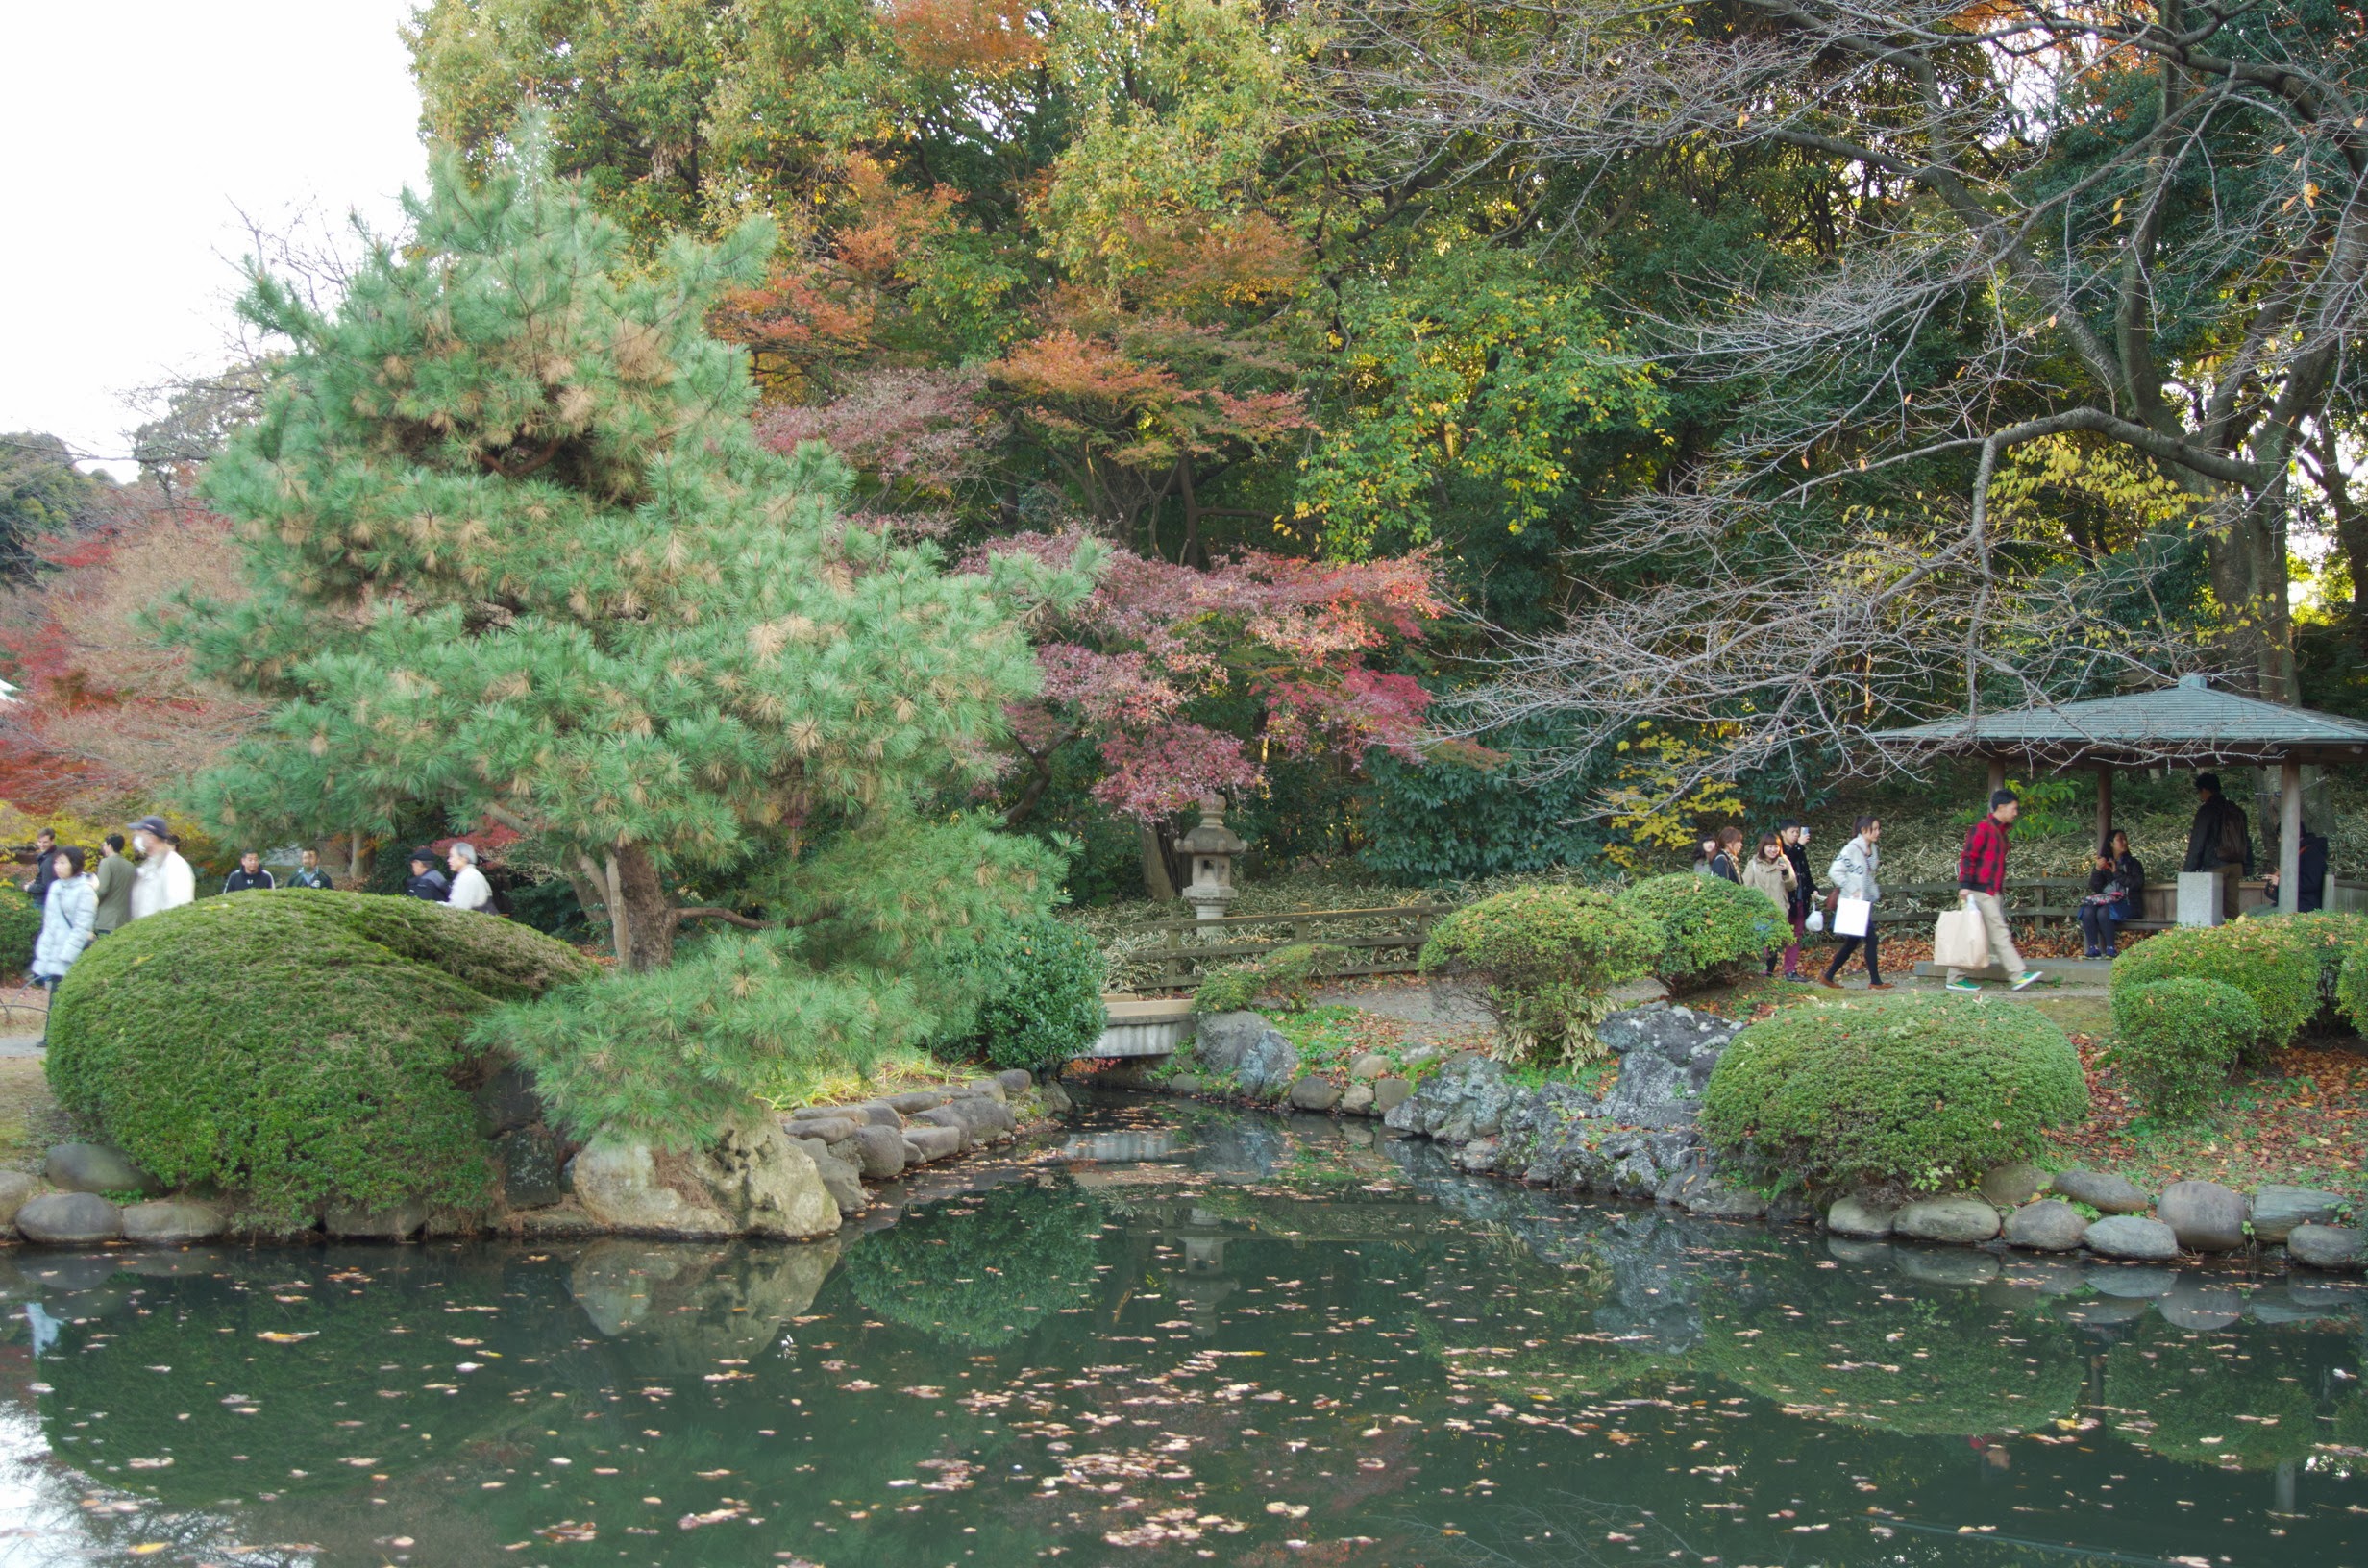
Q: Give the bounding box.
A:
[1110,904,1453,990]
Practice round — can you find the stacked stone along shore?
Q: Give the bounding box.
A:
[1106,1002,2367,1273]
[0,1067,1050,1249]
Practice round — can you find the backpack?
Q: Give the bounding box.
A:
[2215,801,2250,865]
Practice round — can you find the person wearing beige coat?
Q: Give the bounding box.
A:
[1740,834,1798,979]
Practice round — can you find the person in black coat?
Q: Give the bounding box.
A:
[404,847,451,902]
[2260,824,2330,914]
[2078,830,2145,958]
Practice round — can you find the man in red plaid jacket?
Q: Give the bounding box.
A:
[1948,790,2043,992]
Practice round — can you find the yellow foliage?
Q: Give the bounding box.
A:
[0,801,228,875]
[1600,724,1743,872]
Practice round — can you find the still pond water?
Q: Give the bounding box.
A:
[0,1094,2361,1567]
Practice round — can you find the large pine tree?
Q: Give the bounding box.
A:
[182,126,1089,1140]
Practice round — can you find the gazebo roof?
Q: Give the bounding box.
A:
[1869,674,2368,766]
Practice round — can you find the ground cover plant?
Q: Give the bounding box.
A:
[45,891,593,1219]
[1193,941,1352,1014]
[1700,992,2088,1194]
[1418,885,1662,1066]
[2109,921,2320,1061]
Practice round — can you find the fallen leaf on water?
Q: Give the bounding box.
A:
[256,1332,316,1344]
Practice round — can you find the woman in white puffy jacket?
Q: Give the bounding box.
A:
[1818,817,1890,991]
[32,846,97,999]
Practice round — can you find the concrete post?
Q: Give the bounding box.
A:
[2280,757,2303,915]
[2095,764,2113,849]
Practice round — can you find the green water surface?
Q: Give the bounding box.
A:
[2,1094,2362,1566]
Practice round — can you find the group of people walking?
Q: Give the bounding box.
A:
[19,823,499,1003]
[1698,819,1888,990]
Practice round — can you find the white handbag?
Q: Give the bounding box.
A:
[1804,908,1826,935]
[1933,905,1991,969]
[1834,896,1871,939]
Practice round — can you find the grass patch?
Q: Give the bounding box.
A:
[754,1044,971,1111]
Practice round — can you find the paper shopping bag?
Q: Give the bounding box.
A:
[1933,906,1991,969]
[1834,896,1871,939]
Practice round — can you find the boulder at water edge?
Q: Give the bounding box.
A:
[2249,1186,2346,1244]
[1893,1194,2000,1244]
[2003,1200,2088,1252]
[2287,1224,2366,1271]
[2083,1214,2181,1261]
[1193,1013,1302,1098]
[120,1199,228,1245]
[2049,1167,2151,1214]
[573,1120,839,1239]
[0,1171,34,1229]
[1826,1194,1897,1238]
[2156,1180,2249,1252]
[1288,1077,1343,1112]
[16,1191,122,1244]
[1980,1162,2050,1207]
[44,1142,161,1196]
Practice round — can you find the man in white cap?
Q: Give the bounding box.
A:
[127,816,196,921]
[446,842,495,914]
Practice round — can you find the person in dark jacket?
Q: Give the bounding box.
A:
[2078,829,2145,958]
[2182,772,2253,920]
[404,848,450,902]
[1708,826,1745,884]
[90,834,134,939]
[223,850,276,894]
[2259,823,2330,914]
[19,827,58,904]
[1777,821,1816,982]
[288,848,334,890]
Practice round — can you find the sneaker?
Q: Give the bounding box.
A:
[1945,978,1982,993]
[2101,947,2118,959]
[2083,947,2101,959]
[2010,970,2044,991]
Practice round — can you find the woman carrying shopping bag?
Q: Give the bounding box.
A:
[1741,834,1798,978]
[1821,817,1890,991]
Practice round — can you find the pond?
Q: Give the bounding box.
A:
[0,1094,2362,1567]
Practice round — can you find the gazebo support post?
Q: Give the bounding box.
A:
[2280,757,2303,915]
[1986,757,2006,800]
[2095,764,2114,848]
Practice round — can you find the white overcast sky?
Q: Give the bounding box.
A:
[0,2,429,477]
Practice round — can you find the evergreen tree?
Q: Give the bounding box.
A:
[181,125,1091,1141]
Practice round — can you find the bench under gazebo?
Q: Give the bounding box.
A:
[1868,674,2368,919]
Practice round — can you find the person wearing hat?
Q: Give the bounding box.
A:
[404,847,451,903]
[127,816,195,921]
[2181,772,2254,921]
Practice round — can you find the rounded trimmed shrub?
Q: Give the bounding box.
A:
[1699,992,2088,1194]
[2109,977,2258,1121]
[934,914,1107,1073]
[2109,920,2319,1060]
[0,886,41,975]
[2262,911,2368,1016]
[1616,873,1787,991]
[1418,885,1664,1066]
[46,891,595,1219]
[1192,963,1264,1015]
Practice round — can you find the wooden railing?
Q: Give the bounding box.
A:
[1108,903,1454,990]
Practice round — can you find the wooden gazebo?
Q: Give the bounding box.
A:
[1868,674,2368,916]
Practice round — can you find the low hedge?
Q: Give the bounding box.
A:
[2109,920,2319,1060]
[2264,911,2368,1015]
[0,886,39,975]
[46,891,594,1219]
[2109,977,2257,1121]
[1616,873,1785,992]
[932,914,1107,1073]
[1699,992,2088,1194]
[1192,941,1350,1015]
[1418,885,1663,1066]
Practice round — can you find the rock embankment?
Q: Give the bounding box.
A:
[1,1068,1054,1251]
[1092,1000,2366,1274]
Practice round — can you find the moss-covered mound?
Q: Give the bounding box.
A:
[47,892,594,1218]
[1700,992,2088,1194]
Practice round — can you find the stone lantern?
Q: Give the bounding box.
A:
[1178,794,1247,921]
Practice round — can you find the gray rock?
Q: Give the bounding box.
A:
[1764,1191,1819,1227]
[902,1124,964,1164]
[326,1199,430,1239]
[2085,1262,2179,1297]
[2156,1180,2249,1253]
[2004,1200,2089,1252]
[1166,1071,1204,1093]
[1338,1082,1376,1115]
[16,1192,122,1244]
[791,1139,867,1217]
[1288,1077,1343,1112]
[1456,1138,1500,1173]
[471,1065,544,1136]
[0,1171,34,1229]
[2084,1215,2182,1262]
[1392,1053,1515,1142]
[964,1076,1009,1104]
[1893,1194,2001,1245]
[1347,1052,1391,1081]
[1667,1168,1766,1220]
[1894,1246,2000,1286]
[572,1121,840,1240]
[1980,1162,2050,1207]
[495,1127,564,1209]
[1826,1194,1897,1238]
[2249,1185,2346,1243]
[2050,1166,2151,1214]
[848,1102,905,1128]
[117,1199,226,1245]
[1592,1004,1739,1129]
[1040,1079,1074,1115]
[1372,1077,1413,1113]
[995,1068,1033,1094]
[44,1142,160,1197]
[1192,1012,1302,1098]
[2158,1275,2244,1331]
[2288,1223,2367,1271]
[850,1123,907,1180]
[883,1089,953,1115]
[786,1115,862,1145]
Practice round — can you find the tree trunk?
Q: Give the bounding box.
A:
[608,843,677,972]
[1137,821,1180,903]
[2206,493,2293,701]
